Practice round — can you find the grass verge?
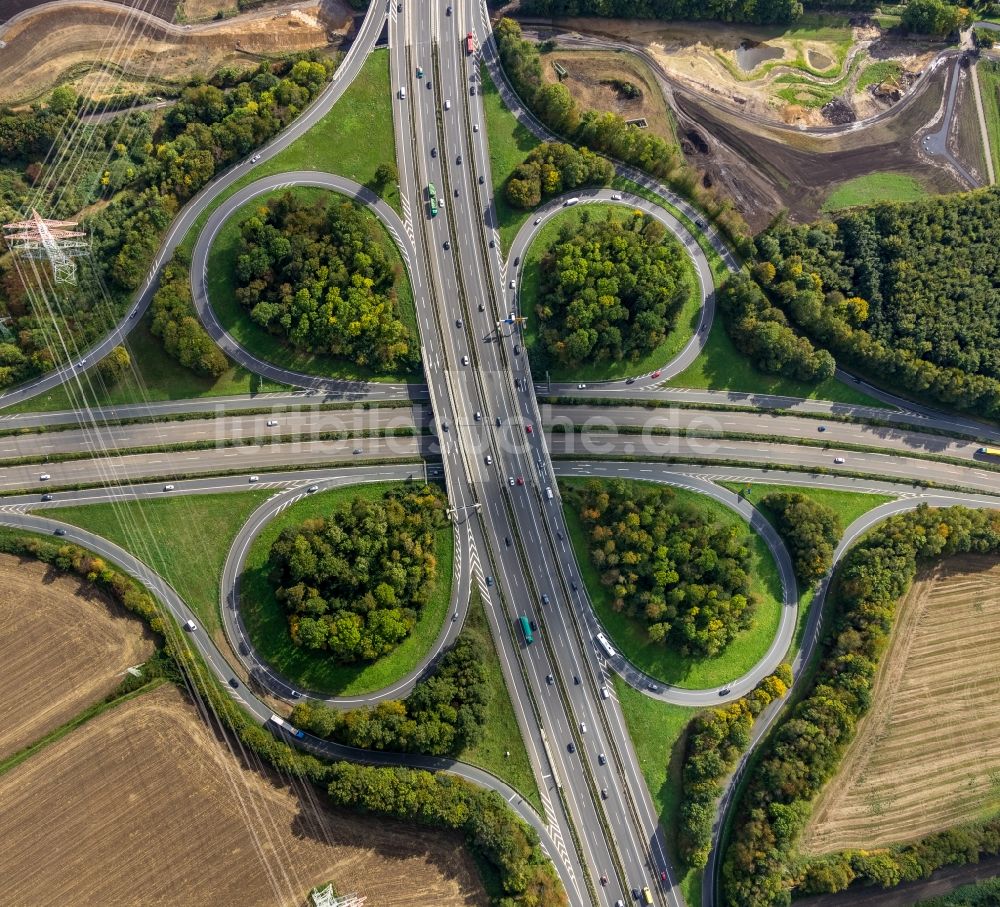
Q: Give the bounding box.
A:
[560,476,783,689]
[4,312,288,415]
[978,61,1000,183]
[520,205,700,383]
[614,677,700,906]
[667,316,884,406]
[719,481,895,652]
[458,588,542,814]
[241,481,453,697]
[205,185,419,382]
[43,490,271,634]
[480,64,540,253]
[821,171,927,211]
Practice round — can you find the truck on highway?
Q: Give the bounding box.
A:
[518,615,534,645]
[268,713,305,739]
[427,182,438,217]
[979,446,1000,457]
[466,31,475,54]
[596,632,616,658]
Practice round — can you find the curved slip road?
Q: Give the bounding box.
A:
[190,171,420,394]
[0,0,393,410]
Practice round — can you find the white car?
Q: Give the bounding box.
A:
[183,619,197,631]
[833,457,846,464]
[473,123,479,132]
[600,685,609,699]
[307,484,319,493]
[444,99,451,109]
[39,474,50,481]
[485,454,492,464]
[249,475,259,483]
[399,86,406,99]
[610,193,622,200]
[509,280,515,289]
[461,355,469,366]
[266,420,278,427]
[564,197,579,206]
[163,484,174,491]
[508,476,515,486]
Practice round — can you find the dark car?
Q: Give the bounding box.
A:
[567,741,576,753]
[239,641,251,656]
[625,376,636,385]
[443,240,450,250]
[456,154,462,164]
[228,677,239,689]
[818,425,827,432]
[546,674,554,684]
[470,85,476,95]
[541,594,550,605]
[431,146,437,157]
[571,581,578,591]
[41,493,52,502]
[53,528,66,536]
[573,675,580,685]
[513,343,521,355]
[530,620,538,632]
[478,175,485,184]
[505,536,511,547]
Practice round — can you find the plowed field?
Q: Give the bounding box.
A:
[0,552,154,761]
[802,554,1000,854]
[0,684,486,907]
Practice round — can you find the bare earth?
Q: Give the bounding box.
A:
[0,552,154,761]
[802,554,1000,854]
[0,0,352,104]
[0,684,487,907]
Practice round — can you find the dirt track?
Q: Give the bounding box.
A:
[0,684,486,907]
[0,552,154,761]
[0,0,177,26]
[802,554,1000,854]
[0,0,350,104]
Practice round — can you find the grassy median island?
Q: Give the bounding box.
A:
[521,206,701,383]
[206,186,419,382]
[561,477,783,689]
[41,491,272,635]
[615,678,702,907]
[241,481,453,697]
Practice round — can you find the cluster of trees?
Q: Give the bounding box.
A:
[2,528,564,907]
[572,479,756,658]
[233,190,416,372]
[505,142,614,209]
[289,635,487,756]
[720,271,835,383]
[535,212,692,368]
[721,505,1000,907]
[268,486,447,663]
[521,0,802,25]
[494,19,751,250]
[0,54,335,389]
[327,763,568,906]
[760,492,842,585]
[677,665,792,869]
[150,249,229,377]
[901,0,969,34]
[752,191,1000,418]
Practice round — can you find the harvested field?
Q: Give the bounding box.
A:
[540,48,676,141]
[0,0,352,105]
[0,552,154,761]
[802,554,1000,855]
[0,684,487,907]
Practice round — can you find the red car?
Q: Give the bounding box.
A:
[650,370,662,379]
[660,870,668,882]
[516,476,525,486]
[525,424,533,434]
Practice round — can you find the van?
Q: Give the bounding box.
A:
[183,619,197,632]
[399,86,406,99]
[564,197,580,206]
[545,486,554,500]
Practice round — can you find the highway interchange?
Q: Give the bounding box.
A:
[3,3,1000,907]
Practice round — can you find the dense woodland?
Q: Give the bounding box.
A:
[752,190,1000,418]
[505,142,614,209]
[0,55,334,389]
[722,505,1000,906]
[677,665,791,869]
[572,480,756,657]
[760,492,841,584]
[268,486,447,664]
[535,212,692,369]
[494,18,750,249]
[233,191,417,373]
[290,635,487,756]
[719,272,835,384]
